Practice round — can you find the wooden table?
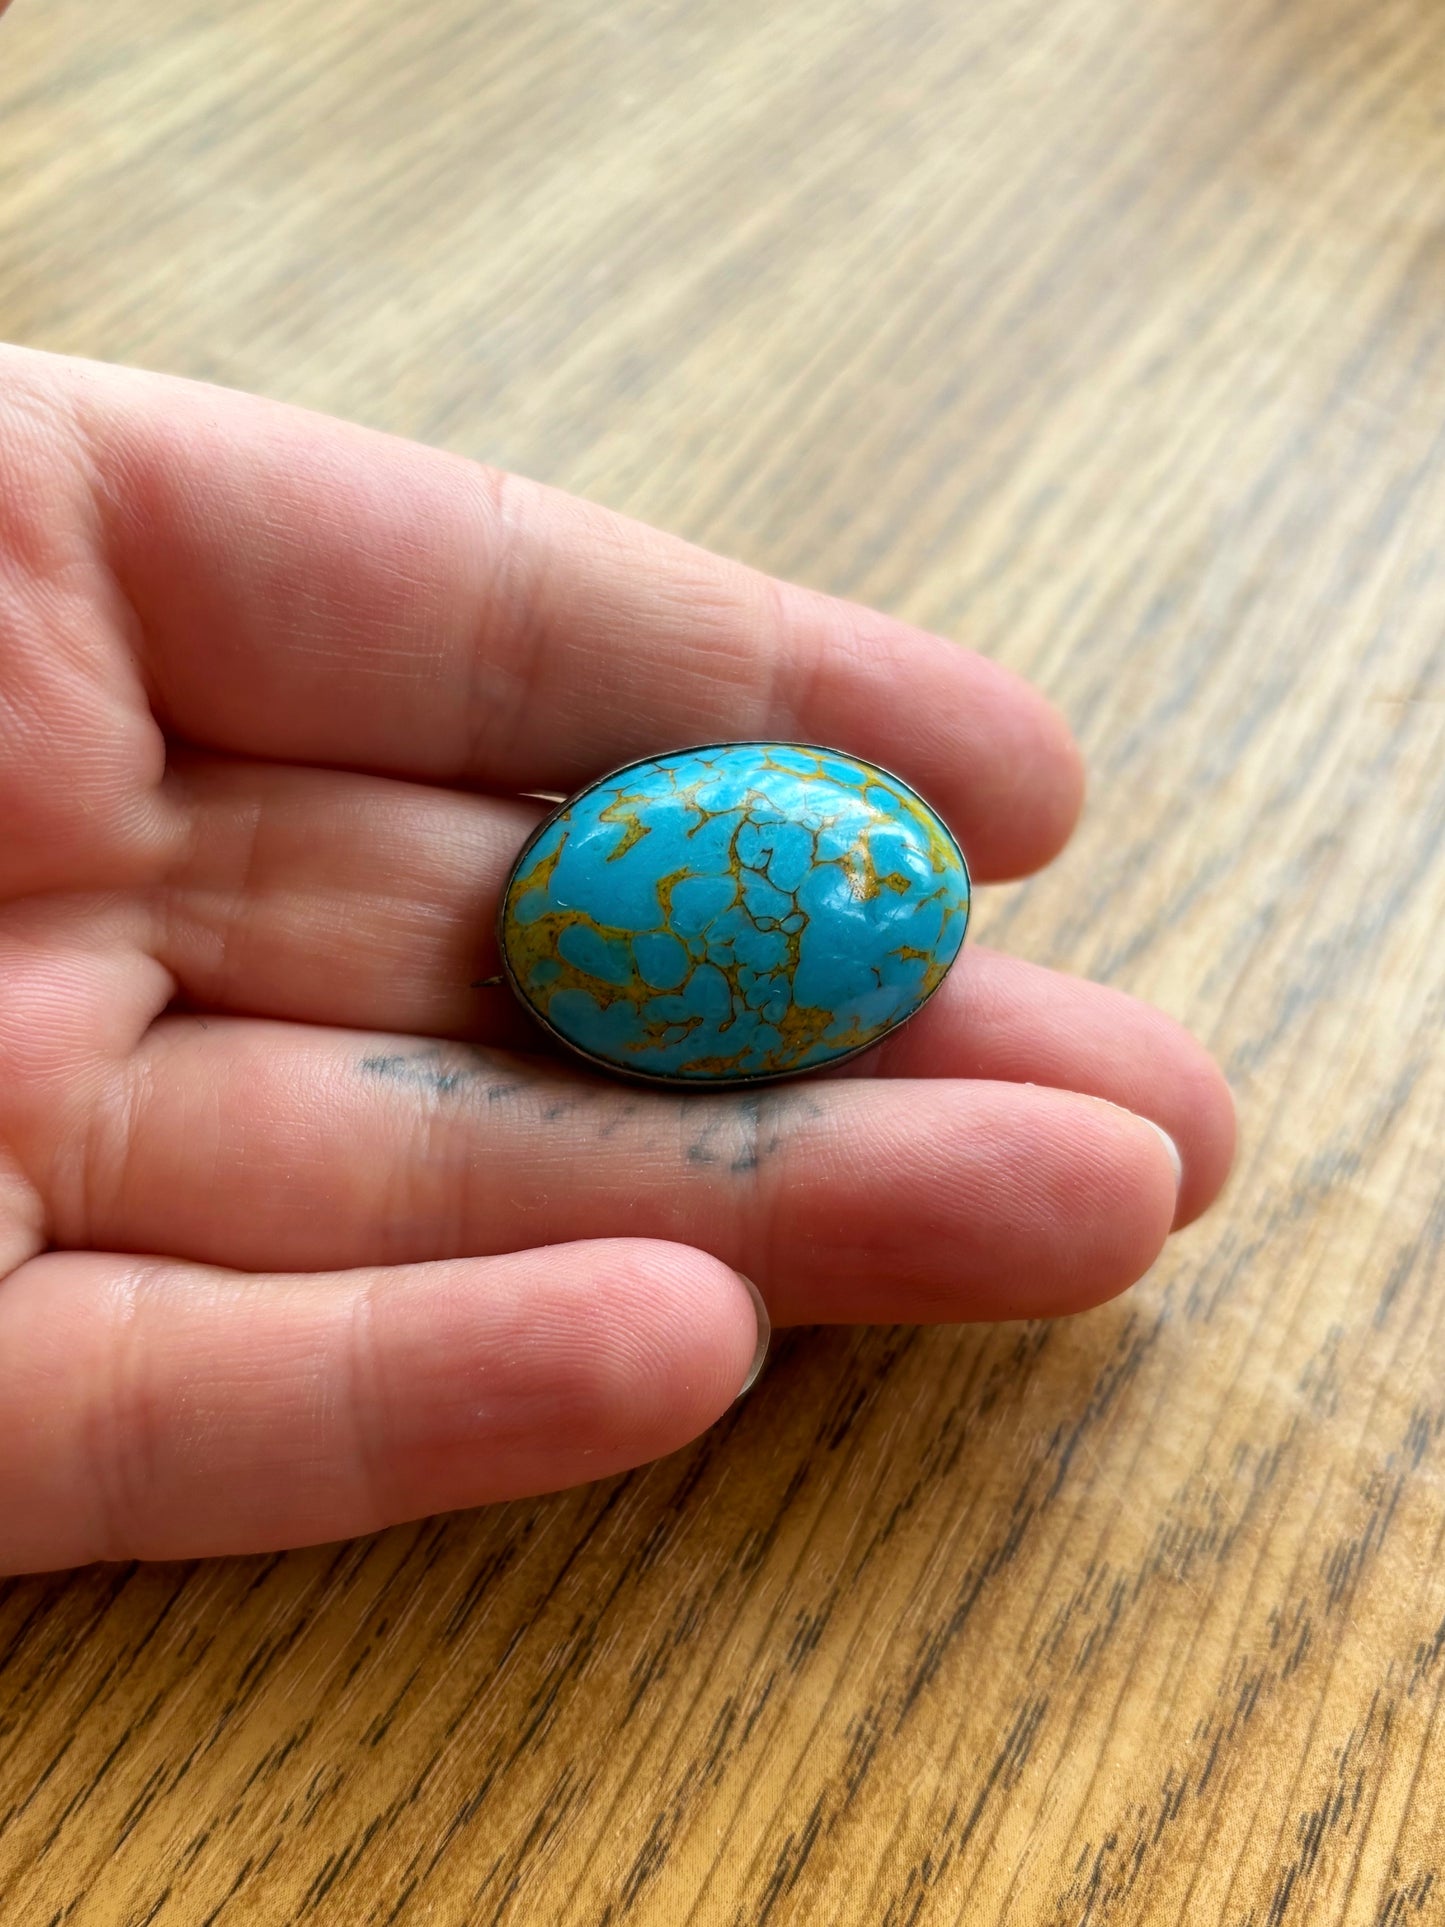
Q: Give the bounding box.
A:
[2,0,1443,1919]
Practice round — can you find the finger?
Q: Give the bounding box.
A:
[48,1021,1181,1326]
[154,751,543,1042]
[858,950,1235,1230]
[0,1240,762,1572]
[151,753,1231,1224]
[33,344,1083,879]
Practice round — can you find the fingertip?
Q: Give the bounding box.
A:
[367,1240,768,1522]
[951,655,1087,879]
[1168,1050,1237,1229]
[773,1081,1191,1327]
[1098,1000,1237,1230]
[579,1242,768,1445]
[1029,1094,1183,1317]
[1015,685,1088,874]
[774,591,1086,883]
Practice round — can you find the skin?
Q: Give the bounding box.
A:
[0,345,1235,1572]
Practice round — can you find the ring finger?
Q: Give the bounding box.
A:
[42,1015,1182,1327]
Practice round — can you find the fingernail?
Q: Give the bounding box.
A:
[731,1273,772,1403]
[1093,1096,1184,1195]
[1147,1119,1183,1192]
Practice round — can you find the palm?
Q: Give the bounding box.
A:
[0,348,1232,1571]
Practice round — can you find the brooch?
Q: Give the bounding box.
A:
[494,742,969,1088]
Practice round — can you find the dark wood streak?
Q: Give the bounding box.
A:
[3,0,1445,1920]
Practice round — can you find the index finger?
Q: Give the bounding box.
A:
[41,346,1083,878]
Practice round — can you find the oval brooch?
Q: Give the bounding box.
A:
[496,742,970,1088]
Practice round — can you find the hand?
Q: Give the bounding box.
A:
[0,346,1234,1572]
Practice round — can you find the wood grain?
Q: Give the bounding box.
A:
[1,0,1443,1920]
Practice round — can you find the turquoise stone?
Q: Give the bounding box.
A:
[498,742,970,1087]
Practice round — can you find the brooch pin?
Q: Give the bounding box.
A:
[491,742,970,1088]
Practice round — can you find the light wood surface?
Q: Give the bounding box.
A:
[2,0,1444,1920]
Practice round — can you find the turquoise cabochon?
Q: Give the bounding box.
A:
[498,742,971,1087]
